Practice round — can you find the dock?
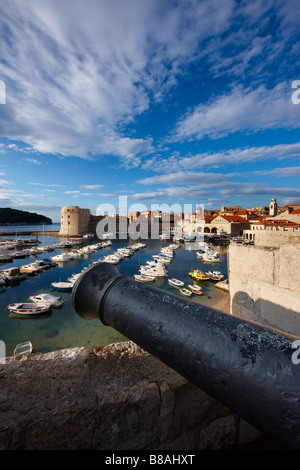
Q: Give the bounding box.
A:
[0,230,61,237]
[215,280,229,292]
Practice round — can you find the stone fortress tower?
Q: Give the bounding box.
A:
[269,198,278,217]
[59,206,91,237]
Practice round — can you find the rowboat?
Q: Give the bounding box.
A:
[168,278,184,287]
[14,341,33,357]
[179,288,192,297]
[187,284,203,295]
[8,303,50,315]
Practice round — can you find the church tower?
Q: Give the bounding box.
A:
[269,198,278,217]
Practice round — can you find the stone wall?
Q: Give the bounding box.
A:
[228,243,300,337]
[0,342,263,450]
[251,230,300,247]
[60,206,91,237]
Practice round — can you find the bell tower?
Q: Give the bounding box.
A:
[269,198,277,217]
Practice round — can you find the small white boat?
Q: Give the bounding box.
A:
[168,278,184,287]
[134,274,155,282]
[179,288,192,297]
[29,293,65,307]
[14,341,33,357]
[187,284,203,295]
[207,270,224,281]
[51,253,70,263]
[139,263,167,278]
[8,303,50,315]
[51,281,74,291]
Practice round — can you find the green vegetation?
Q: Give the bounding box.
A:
[0,208,52,225]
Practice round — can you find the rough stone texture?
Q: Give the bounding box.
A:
[0,341,263,450]
[228,244,300,337]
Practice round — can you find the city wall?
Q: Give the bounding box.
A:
[228,242,300,337]
[249,229,300,248]
[0,342,264,450]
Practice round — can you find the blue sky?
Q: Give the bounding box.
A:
[0,0,300,222]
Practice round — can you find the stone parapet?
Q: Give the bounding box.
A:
[228,244,300,337]
[0,342,263,450]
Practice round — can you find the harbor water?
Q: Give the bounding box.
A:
[0,228,229,357]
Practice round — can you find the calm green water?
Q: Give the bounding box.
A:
[0,234,229,357]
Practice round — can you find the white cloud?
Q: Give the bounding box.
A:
[25,158,41,165]
[172,83,299,142]
[80,185,106,190]
[0,0,235,165]
[141,142,300,173]
[138,171,237,186]
[253,166,300,177]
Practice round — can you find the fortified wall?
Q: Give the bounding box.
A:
[228,232,300,337]
[59,206,104,237]
[0,342,265,450]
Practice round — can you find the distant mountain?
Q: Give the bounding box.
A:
[0,208,52,225]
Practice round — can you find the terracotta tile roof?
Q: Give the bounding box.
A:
[252,219,298,227]
[235,209,248,215]
[212,214,249,223]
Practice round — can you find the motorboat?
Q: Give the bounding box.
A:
[0,253,13,262]
[189,269,210,281]
[168,278,184,287]
[183,234,196,242]
[0,267,27,284]
[20,264,41,275]
[179,287,192,296]
[187,284,203,295]
[29,293,65,307]
[139,263,167,278]
[207,270,224,281]
[51,253,70,263]
[201,253,221,263]
[12,249,31,259]
[134,274,155,282]
[8,303,51,315]
[51,281,74,291]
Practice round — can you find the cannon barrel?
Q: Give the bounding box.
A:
[71,262,300,449]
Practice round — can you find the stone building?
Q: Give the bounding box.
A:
[59,206,104,237]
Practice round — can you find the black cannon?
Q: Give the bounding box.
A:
[71,262,300,449]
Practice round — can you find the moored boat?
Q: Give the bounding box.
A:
[8,302,50,315]
[51,281,74,291]
[179,287,192,296]
[168,278,184,287]
[207,270,224,281]
[134,274,155,282]
[14,341,33,357]
[29,293,65,307]
[187,284,203,295]
[189,269,210,281]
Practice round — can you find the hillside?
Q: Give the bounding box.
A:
[0,208,52,225]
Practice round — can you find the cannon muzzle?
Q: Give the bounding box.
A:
[71,262,300,449]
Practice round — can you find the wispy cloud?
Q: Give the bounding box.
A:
[141,142,300,173]
[171,83,299,142]
[80,185,106,190]
[0,0,237,166]
[25,158,41,165]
